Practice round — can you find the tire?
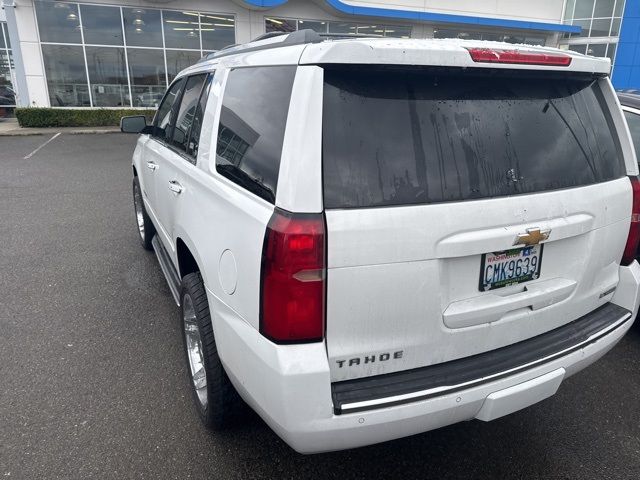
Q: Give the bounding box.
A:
[132,176,155,251]
[180,272,240,429]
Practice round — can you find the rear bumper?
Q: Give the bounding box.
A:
[332,302,629,415]
[210,262,640,454]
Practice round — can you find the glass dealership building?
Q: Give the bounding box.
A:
[0,0,638,111]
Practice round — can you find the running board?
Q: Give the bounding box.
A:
[152,235,181,306]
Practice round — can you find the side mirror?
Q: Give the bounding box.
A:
[120,115,152,134]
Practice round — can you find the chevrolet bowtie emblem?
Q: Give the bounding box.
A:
[513,227,551,246]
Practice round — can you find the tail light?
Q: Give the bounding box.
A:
[622,176,640,266]
[260,209,325,343]
[466,48,572,67]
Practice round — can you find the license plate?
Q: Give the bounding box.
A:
[479,245,543,291]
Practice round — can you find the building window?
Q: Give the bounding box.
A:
[568,42,617,61]
[568,44,588,54]
[296,20,327,34]
[561,0,625,63]
[166,50,202,83]
[266,17,297,33]
[0,22,16,110]
[201,14,236,50]
[85,46,128,107]
[163,10,201,50]
[564,0,625,39]
[127,48,166,108]
[41,44,90,107]
[265,17,412,38]
[34,2,82,44]
[34,1,236,108]
[433,28,545,46]
[122,8,163,48]
[80,4,123,46]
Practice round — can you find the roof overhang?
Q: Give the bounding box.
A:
[233,0,580,34]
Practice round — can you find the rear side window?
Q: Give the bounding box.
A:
[624,110,640,165]
[153,78,185,142]
[172,73,207,155]
[187,73,214,159]
[323,67,625,209]
[216,66,296,203]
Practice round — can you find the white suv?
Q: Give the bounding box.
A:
[122,30,640,454]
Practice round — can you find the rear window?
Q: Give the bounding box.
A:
[322,67,625,209]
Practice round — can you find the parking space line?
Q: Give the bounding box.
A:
[23,132,61,160]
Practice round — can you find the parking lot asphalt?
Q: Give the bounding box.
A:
[2,133,640,479]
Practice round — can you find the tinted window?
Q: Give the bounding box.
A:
[187,74,213,159]
[323,67,625,209]
[172,74,207,154]
[216,66,296,203]
[624,110,640,165]
[153,78,185,142]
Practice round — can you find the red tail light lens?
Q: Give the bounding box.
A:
[466,48,572,66]
[260,209,325,343]
[622,176,640,266]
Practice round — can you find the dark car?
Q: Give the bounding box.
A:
[618,90,640,165]
[0,85,15,106]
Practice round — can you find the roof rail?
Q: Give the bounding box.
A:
[197,29,379,63]
[195,29,322,63]
[251,31,290,42]
[316,32,380,40]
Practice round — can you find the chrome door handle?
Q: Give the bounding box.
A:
[146,161,158,171]
[168,180,183,194]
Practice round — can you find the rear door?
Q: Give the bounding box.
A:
[153,73,209,261]
[144,78,185,239]
[322,66,631,382]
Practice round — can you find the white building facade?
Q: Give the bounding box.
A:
[0,0,579,109]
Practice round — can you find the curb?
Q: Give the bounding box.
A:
[0,128,122,136]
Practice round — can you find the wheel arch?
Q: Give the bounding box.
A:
[176,237,201,279]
